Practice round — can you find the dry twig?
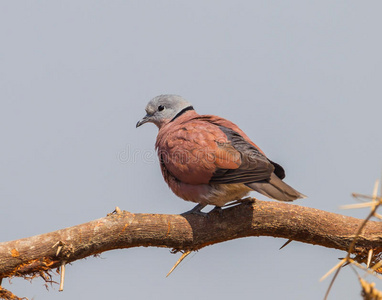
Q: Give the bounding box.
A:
[1,199,382,298]
[323,180,382,299]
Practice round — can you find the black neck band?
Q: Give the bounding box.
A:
[170,106,194,122]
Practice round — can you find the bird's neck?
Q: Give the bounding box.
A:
[170,106,195,122]
[157,110,199,130]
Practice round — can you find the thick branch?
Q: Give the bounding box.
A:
[1,200,382,280]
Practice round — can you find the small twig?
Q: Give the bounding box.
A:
[323,180,380,300]
[352,193,382,202]
[0,285,26,300]
[320,258,347,282]
[166,250,191,277]
[59,261,66,292]
[340,202,377,209]
[371,260,382,273]
[347,259,382,280]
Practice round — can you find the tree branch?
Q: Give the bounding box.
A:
[1,200,382,284]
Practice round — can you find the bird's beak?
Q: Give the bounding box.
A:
[136,115,151,128]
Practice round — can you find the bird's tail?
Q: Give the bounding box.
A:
[246,173,306,201]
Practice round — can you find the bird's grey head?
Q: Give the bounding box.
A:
[136,94,194,129]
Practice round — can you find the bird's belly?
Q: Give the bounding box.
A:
[207,184,252,206]
[170,180,251,207]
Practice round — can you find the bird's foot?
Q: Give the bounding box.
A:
[209,206,223,214]
[223,197,255,208]
[240,197,256,205]
[181,204,208,217]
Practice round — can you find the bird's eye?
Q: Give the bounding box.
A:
[158,105,165,111]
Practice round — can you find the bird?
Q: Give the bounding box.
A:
[136,94,306,215]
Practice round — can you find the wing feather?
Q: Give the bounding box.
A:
[209,126,275,184]
[157,119,279,186]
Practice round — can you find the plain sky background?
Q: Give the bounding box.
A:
[1,1,382,299]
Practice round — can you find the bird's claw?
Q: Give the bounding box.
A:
[181,204,208,217]
[240,197,256,205]
[209,206,223,215]
[181,210,208,217]
[223,197,255,208]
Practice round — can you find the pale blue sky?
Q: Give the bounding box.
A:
[1,1,382,299]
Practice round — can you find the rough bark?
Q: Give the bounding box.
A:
[1,200,382,283]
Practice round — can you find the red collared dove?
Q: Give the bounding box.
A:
[136,95,305,214]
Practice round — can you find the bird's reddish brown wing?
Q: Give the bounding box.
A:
[188,114,285,180]
[157,119,274,185]
[209,126,275,184]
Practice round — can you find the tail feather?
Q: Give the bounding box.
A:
[246,173,306,202]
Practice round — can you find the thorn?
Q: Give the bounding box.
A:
[340,202,377,209]
[279,239,293,250]
[59,261,66,292]
[367,249,374,268]
[107,206,123,216]
[351,193,382,202]
[320,258,346,282]
[53,241,64,256]
[342,260,351,267]
[56,246,63,257]
[372,180,379,201]
[52,241,60,248]
[166,250,191,277]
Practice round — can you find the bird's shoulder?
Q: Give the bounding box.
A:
[156,114,228,150]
